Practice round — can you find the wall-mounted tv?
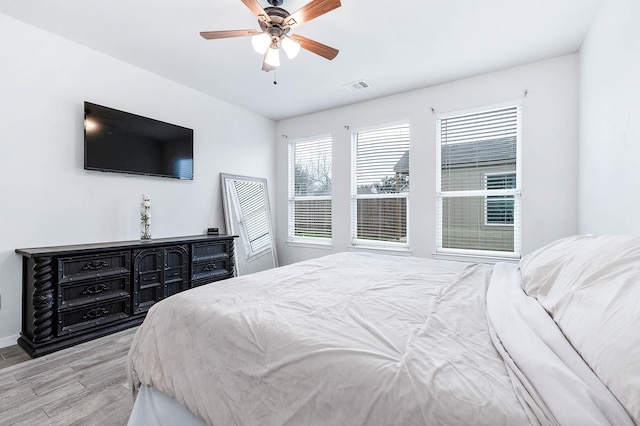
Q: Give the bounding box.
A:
[84,102,194,180]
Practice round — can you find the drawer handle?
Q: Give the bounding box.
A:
[167,272,179,277]
[203,263,217,271]
[82,284,107,295]
[82,260,109,271]
[143,276,157,282]
[82,307,109,320]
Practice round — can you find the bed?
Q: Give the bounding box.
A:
[126,235,640,425]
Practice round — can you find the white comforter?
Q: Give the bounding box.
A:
[126,252,628,425]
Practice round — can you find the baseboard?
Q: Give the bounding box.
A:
[0,334,19,349]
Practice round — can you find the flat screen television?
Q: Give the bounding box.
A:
[84,101,194,180]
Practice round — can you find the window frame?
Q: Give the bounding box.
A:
[287,134,333,246]
[350,121,411,250]
[435,101,522,259]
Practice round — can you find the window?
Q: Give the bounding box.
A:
[436,103,521,257]
[288,136,332,243]
[351,123,410,247]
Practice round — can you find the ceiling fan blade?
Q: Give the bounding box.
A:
[290,34,339,60]
[200,29,259,39]
[241,0,271,22]
[286,0,341,28]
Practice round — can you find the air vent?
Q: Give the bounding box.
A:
[343,80,371,93]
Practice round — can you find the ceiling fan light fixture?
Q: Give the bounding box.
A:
[265,44,281,67]
[251,32,272,54]
[281,36,300,59]
[200,0,342,72]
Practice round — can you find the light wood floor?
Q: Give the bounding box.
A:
[0,343,31,370]
[0,328,137,426]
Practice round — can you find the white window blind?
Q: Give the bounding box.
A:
[351,123,410,247]
[288,136,332,242]
[436,103,521,257]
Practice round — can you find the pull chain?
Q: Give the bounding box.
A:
[273,68,278,85]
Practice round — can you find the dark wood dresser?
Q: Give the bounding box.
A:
[16,234,236,357]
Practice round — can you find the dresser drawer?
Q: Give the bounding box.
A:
[138,271,161,288]
[57,297,130,336]
[192,241,230,262]
[191,258,231,282]
[58,275,130,309]
[133,284,163,315]
[164,267,186,283]
[191,272,234,288]
[58,251,130,283]
[165,267,189,297]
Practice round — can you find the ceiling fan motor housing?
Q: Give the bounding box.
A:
[259,7,292,39]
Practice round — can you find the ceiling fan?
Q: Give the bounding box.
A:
[200,0,341,72]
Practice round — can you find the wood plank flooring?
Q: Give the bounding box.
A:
[0,328,137,426]
[0,344,31,370]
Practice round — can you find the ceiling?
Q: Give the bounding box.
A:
[0,0,602,121]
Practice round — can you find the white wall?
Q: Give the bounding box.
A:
[0,15,275,345]
[276,55,579,266]
[578,0,640,234]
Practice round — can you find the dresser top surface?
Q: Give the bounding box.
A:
[16,235,237,257]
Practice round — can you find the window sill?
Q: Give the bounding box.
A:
[286,240,334,250]
[432,251,520,265]
[348,245,412,256]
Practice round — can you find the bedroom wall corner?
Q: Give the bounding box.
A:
[578,0,640,235]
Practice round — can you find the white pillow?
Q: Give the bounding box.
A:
[520,234,640,424]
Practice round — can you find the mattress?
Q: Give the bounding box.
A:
[127,249,634,425]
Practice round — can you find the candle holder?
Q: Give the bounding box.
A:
[140,194,151,240]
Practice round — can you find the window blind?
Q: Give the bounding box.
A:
[436,104,521,256]
[288,136,332,242]
[352,123,410,246]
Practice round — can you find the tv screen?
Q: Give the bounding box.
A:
[84,102,194,180]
